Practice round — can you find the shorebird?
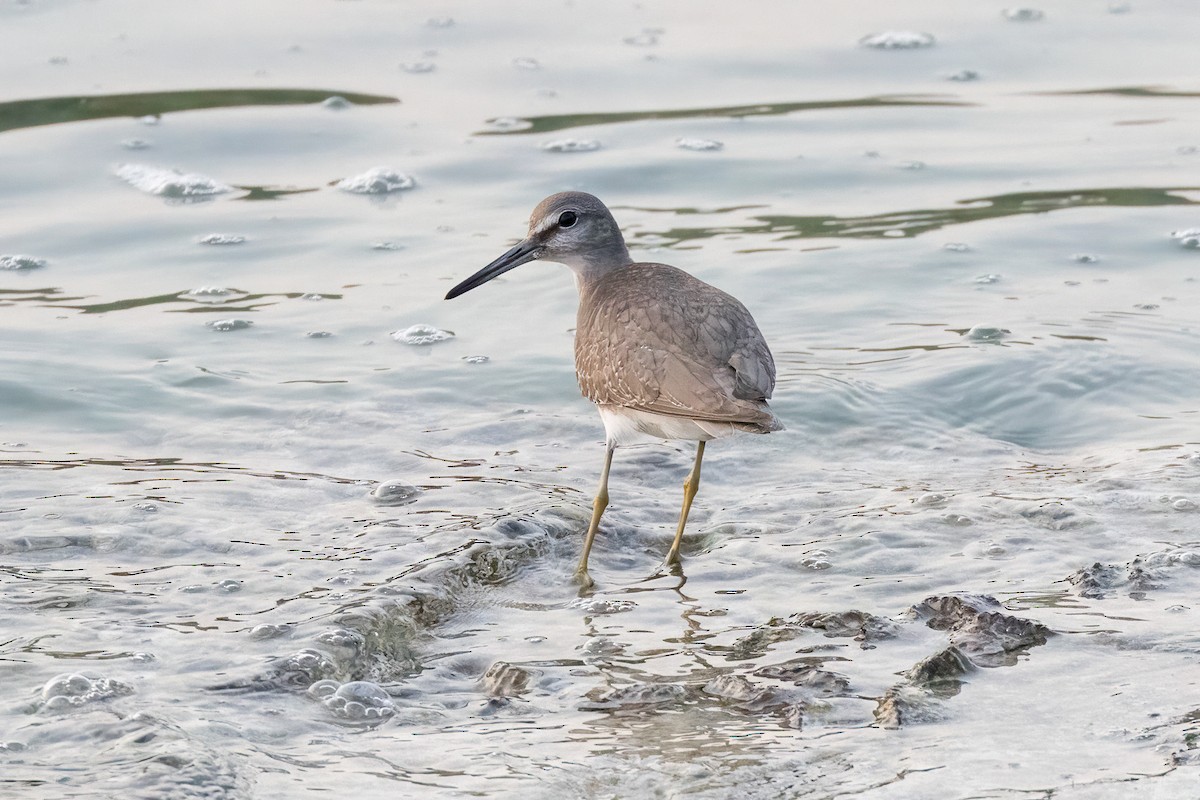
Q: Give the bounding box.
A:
[445,192,782,587]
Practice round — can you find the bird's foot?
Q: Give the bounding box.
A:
[645,556,684,582]
[572,567,597,593]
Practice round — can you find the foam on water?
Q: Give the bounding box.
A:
[196,233,246,245]
[392,323,454,345]
[858,31,936,49]
[115,163,231,198]
[1171,227,1200,248]
[206,319,253,332]
[0,254,47,270]
[541,138,602,153]
[676,137,724,152]
[335,167,416,194]
[308,680,397,721]
[38,673,134,712]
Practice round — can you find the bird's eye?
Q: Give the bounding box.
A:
[558,211,578,228]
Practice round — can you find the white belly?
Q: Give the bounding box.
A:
[597,405,743,447]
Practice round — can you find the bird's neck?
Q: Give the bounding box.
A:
[567,247,634,294]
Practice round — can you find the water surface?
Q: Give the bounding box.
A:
[2,2,1199,798]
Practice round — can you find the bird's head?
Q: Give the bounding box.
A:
[445,191,631,300]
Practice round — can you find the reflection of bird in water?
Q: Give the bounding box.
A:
[446,192,782,588]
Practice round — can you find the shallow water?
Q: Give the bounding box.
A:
[2,1,1199,798]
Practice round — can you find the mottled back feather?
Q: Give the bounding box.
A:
[575,263,782,432]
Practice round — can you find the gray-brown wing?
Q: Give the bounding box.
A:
[575,263,777,425]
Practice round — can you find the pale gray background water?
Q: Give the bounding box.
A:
[2,1,1199,798]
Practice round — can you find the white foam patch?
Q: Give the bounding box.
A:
[336,167,416,194]
[115,163,232,198]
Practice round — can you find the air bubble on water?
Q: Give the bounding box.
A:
[336,167,416,194]
[945,69,980,82]
[131,652,156,664]
[0,254,47,270]
[965,325,1006,342]
[512,56,540,70]
[1170,228,1200,248]
[116,163,231,198]
[525,635,547,644]
[307,680,339,700]
[206,319,253,332]
[944,242,970,252]
[392,324,453,346]
[570,597,636,614]
[1003,8,1044,21]
[370,479,422,506]
[486,116,533,133]
[541,138,601,153]
[299,293,324,301]
[133,502,157,512]
[1173,498,1197,511]
[983,542,1007,557]
[250,623,290,640]
[675,137,723,152]
[138,115,160,126]
[802,557,833,570]
[1165,604,1189,613]
[858,31,936,49]
[121,138,152,150]
[883,229,906,238]
[39,672,134,711]
[217,579,242,593]
[401,61,436,74]
[372,241,403,251]
[916,492,947,507]
[1071,253,1099,263]
[899,160,925,170]
[306,331,333,339]
[462,355,490,364]
[197,233,246,245]
[315,628,365,650]
[311,680,395,720]
[321,96,350,110]
[975,273,1001,284]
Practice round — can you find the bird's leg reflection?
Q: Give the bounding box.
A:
[574,441,615,591]
[664,440,705,566]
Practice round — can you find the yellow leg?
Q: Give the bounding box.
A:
[665,441,705,565]
[574,443,615,588]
